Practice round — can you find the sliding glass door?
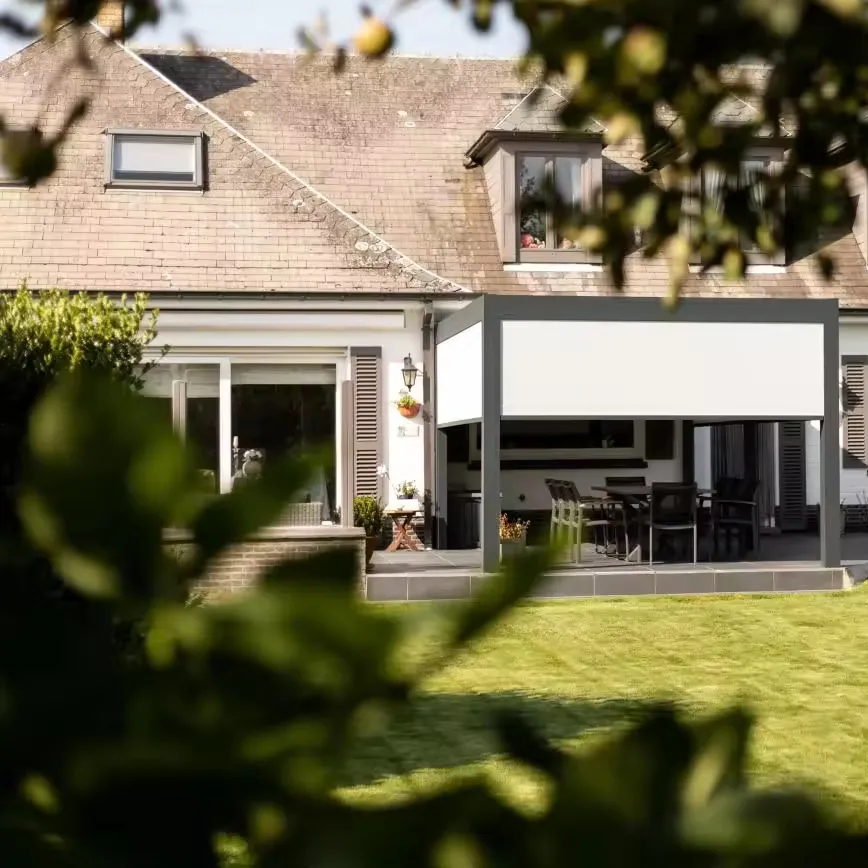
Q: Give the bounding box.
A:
[140,359,338,522]
[231,365,336,519]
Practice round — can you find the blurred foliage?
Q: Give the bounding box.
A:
[0,286,160,661]
[1,372,868,865]
[3,1,868,295]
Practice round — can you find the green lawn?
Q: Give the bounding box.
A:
[341,590,868,824]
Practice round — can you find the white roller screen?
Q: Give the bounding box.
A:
[231,364,336,385]
[501,320,825,419]
[437,323,482,425]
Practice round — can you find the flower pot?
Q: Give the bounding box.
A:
[500,534,527,562]
[398,403,420,419]
[365,535,378,569]
[398,494,415,500]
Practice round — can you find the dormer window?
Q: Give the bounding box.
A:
[518,153,598,261]
[684,148,785,265]
[465,130,603,265]
[105,130,205,189]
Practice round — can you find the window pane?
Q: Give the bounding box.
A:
[0,157,18,183]
[703,166,725,213]
[184,366,219,492]
[500,420,634,450]
[113,134,196,183]
[554,156,583,250]
[741,160,766,210]
[519,156,547,250]
[139,364,172,427]
[740,159,767,252]
[231,365,336,522]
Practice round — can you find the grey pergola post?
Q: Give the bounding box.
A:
[820,313,841,568]
[480,307,502,573]
[435,429,448,548]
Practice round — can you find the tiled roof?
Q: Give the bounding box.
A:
[0,34,866,303]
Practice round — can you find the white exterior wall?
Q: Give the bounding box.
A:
[146,301,425,515]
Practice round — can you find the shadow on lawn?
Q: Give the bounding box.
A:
[341,692,653,788]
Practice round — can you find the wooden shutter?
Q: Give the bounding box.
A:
[777,421,807,531]
[350,348,382,499]
[842,356,868,469]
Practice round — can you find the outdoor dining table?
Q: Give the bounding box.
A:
[589,485,713,563]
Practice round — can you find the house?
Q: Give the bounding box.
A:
[1,5,866,573]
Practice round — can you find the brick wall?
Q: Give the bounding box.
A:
[165,526,367,596]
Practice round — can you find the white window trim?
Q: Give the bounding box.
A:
[689,264,786,274]
[504,263,604,273]
[105,129,205,190]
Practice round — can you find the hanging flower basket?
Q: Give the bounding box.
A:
[397,394,420,419]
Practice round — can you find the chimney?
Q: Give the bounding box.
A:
[95,1,125,39]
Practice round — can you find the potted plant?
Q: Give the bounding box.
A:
[499,514,529,561]
[353,495,384,568]
[397,393,420,419]
[396,480,418,500]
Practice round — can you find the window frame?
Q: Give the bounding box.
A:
[0,157,25,188]
[104,129,205,190]
[688,146,785,265]
[470,419,644,461]
[512,142,603,264]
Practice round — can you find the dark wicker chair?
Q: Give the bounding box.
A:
[713,478,760,559]
[647,482,698,564]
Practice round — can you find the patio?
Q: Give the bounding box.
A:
[366,535,868,601]
[434,296,841,573]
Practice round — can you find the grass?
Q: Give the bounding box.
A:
[341,590,868,823]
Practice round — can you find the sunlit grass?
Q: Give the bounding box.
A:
[341,590,868,823]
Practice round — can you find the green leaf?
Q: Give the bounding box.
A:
[19,372,199,604]
[496,709,565,776]
[185,450,322,579]
[451,546,553,649]
[683,708,753,808]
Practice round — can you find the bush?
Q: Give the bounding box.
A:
[0,287,160,661]
[353,495,384,538]
[4,373,867,867]
[0,286,158,496]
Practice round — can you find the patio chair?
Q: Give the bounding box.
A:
[546,479,609,561]
[647,482,698,565]
[713,478,760,559]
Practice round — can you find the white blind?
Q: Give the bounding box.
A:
[231,364,336,386]
[113,134,195,179]
[139,364,218,398]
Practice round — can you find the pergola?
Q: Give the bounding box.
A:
[434,295,841,573]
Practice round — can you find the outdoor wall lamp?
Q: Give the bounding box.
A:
[402,354,419,391]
